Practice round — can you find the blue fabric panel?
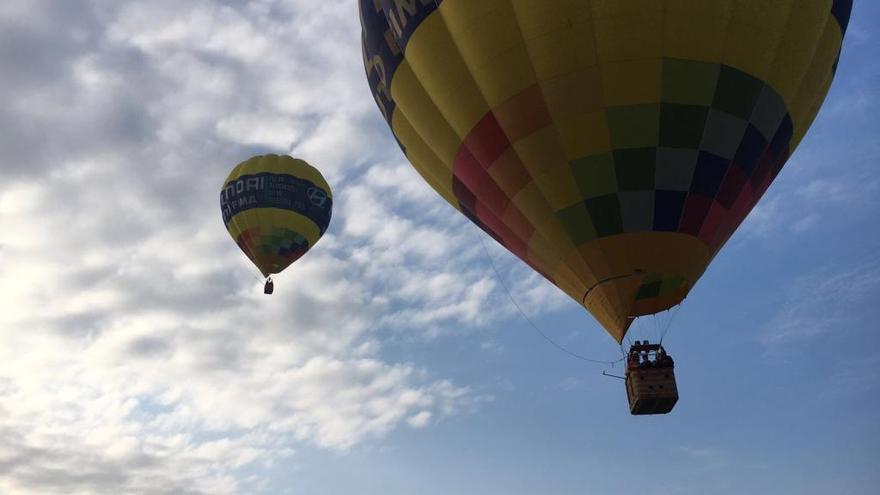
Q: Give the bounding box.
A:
[221,173,333,234]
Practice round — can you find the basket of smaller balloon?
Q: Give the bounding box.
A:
[625,367,678,415]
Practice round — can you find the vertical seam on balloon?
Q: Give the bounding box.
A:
[674,0,736,244]
[645,2,673,336]
[597,4,650,339]
[580,1,648,338]
[507,4,623,314]
[503,2,605,303]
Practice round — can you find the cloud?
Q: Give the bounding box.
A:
[675,445,730,473]
[735,147,880,245]
[0,0,529,492]
[759,253,880,346]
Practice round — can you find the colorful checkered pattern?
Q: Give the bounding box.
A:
[361,0,851,342]
[234,226,311,277]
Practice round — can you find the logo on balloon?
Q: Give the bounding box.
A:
[307,187,329,208]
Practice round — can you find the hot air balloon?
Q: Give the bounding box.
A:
[221,154,333,294]
[360,0,852,413]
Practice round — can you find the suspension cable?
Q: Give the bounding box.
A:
[474,230,622,366]
[658,303,682,346]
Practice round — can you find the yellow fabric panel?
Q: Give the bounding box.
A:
[390,112,460,208]
[600,58,662,106]
[665,0,734,16]
[436,0,502,25]
[541,67,604,120]
[511,126,564,177]
[439,0,519,61]
[586,282,637,342]
[789,18,843,146]
[226,208,322,247]
[441,1,538,108]
[511,182,554,226]
[579,232,711,338]
[532,161,582,211]
[663,11,730,63]
[575,242,616,283]
[518,205,587,273]
[389,60,463,167]
[401,9,489,137]
[547,264,590,308]
[722,21,784,82]
[633,288,688,315]
[621,233,710,283]
[519,17,598,80]
[512,0,592,39]
[554,245,599,289]
[592,11,663,63]
[596,237,636,277]
[487,148,531,197]
[540,68,609,159]
[792,71,833,151]
[765,1,832,108]
[591,0,664,18]
[525,235,594,303]
[552,110,611,161]
[512,126,581,211]
[226,210,248,255]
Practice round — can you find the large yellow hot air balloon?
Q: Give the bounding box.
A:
[360,0,851,342]
[221,155,332,292]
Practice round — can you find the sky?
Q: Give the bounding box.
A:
[0,1,878,494]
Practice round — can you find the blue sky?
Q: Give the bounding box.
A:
[0,1,877,494]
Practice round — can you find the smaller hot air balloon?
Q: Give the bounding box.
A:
[221,154,333,293]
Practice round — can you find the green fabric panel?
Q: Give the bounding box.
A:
[661,58,720,106]
[701,109,748,160]
[607,104,660,149]
[659,275,685,294]
[556,203,598,245]
[659,103,709,148]
[571,152,619,199]
[614,148,656,191]
[750,85,789,140]
[636,280,662,300]
[585,194,623,237]
[619,190,655,233]
[712,65,763,119]
[655,147,698,191]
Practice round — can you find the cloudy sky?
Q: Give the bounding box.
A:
[1,1,878,494]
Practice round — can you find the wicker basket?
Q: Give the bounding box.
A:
[625,367,678,415]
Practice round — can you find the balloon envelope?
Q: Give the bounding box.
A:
[221,154,332,277]
[360,0,852,342]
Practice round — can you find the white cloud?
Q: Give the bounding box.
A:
[735,152,879,245]
[759,254,880,347]
[0,0,526,492]
[677,445,729,471]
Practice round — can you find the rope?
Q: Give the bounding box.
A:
[475,230,622,366]
[658,303,682,347]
